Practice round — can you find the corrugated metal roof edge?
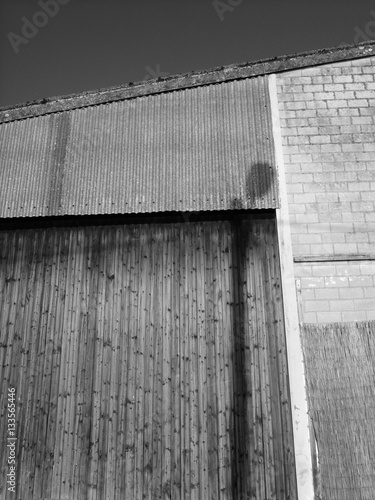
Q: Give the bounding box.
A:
[1,41,374,124]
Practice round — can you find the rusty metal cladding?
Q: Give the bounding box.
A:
[0,77,278,217]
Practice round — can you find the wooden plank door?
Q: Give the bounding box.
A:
[0,216,297,499]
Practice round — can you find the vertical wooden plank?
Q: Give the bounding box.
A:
[69,228,85,500]
[99,227,114,500]
[41,229,65,499]
[3,231,27,500]
[199,224,210,497]
[33,229,60,500]
[151,225,163,499]
[0,232,9,491]
[161,224,172,499]
[53,227,71,499]
[250,221,266,499]
[241,220,255,500]
[99,227,112,499]
[142,225,156,500]
[180,222,191,500]
[0,232,14,500]
[108,226,122,500]
[196,223,209,499]
[68,228,84,500]
[0,233,9,500]
[117,227,132,499]
[57,228,73,499]
[8,231,27,393]
[269,230,288,499]
[236,220,252,499]
[256,220,275,499]
[188,223,200,499]
[80,227,99,500]
[3,231,31,500]
[49,228,69,500]
[0,230,9,394]
[262,221,281,500]
[270,219,297,499]
[218,221,234,497]
[186,222,194,500]
[124,225,139,498]
[74,226,94,500]
[230,219,246,499]
[0,232,19,418]
[204,222,220,500]
[101,228,112,498]
[0,233,15,500]
[17,231,36,500]
[132,223,144,500]
[60,229,81,500]
[88,227,107,500]
[25,230,49,500]
[134,225,147,500]
[1,232,20,390]
[171,224,182,500]
[248,220,264,500]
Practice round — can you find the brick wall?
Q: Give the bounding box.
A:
[277,57,375,323]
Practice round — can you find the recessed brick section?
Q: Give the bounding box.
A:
[277,56,375,323]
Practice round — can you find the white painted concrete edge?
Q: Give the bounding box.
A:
[268,74,315,499]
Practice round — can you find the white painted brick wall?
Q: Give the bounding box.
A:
[277,57,375,323]
[295,262,375,323]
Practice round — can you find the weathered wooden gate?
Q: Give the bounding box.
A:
[0,215,297,499]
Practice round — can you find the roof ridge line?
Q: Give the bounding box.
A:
[1,41,374,123]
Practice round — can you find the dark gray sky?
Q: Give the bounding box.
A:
[1,0,375,108]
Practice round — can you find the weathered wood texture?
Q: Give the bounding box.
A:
[302,321,375,500]
[0,218,296,499]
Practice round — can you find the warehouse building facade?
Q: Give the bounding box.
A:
[0,41,374,499]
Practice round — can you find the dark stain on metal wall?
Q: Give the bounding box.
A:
[47,113,71,215]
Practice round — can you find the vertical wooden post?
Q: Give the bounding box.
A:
[295,279,303,324]
[268,74,315,500]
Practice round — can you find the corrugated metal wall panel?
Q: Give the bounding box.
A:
[0,115,58,217]
[0,77,278,218]
[0,217,295,499]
